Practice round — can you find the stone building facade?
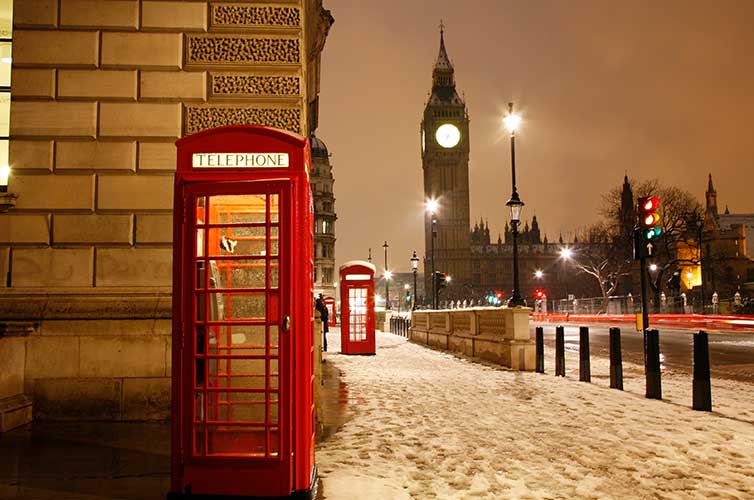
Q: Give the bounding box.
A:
[698,175,754,297]
[310,134,336,299]
[0,0,332,422]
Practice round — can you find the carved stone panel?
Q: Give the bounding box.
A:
[185,106,302,135]
[211,4,301,28]
[187,35,300,65]
[211,74,300,97]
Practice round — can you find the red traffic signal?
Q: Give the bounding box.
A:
[641,196,660,212]
[495,291,503,299]
[534,289,545,300]
[638,196,661,230]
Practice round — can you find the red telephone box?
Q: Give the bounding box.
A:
[339,261,376,355]
[170,126,316,498]
[323,296,336,327]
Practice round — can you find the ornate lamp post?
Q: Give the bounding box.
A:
[410,250,420,310]
[426,199,439,309]
[503,103,525,307]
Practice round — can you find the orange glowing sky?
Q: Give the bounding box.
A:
[318,0,754,273]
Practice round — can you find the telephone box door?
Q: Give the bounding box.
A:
[180,181,292,497]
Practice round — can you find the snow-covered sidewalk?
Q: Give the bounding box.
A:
[318,330,754,499]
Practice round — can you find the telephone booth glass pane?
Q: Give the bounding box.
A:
[348,287,367,342]
[192,192,282,458]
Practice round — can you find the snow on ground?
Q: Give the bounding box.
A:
[318,329,754,500]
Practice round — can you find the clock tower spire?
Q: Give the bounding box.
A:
[421,25,471,299]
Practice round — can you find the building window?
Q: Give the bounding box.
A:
[323,268,333,284]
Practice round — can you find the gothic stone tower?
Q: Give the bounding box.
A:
[421,27,471,299]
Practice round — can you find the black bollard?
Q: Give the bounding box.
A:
[645,329,662,399]
[555,325,565,377]
[535,326,544,373]
[693,330,712,411]
[579,326,591,382]
[609,327,623,390]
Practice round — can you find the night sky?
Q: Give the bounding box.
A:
[318,0,754,273]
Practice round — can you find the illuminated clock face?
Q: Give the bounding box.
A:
[435,123,460,148]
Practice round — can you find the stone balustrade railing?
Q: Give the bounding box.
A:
[410,307,535,371]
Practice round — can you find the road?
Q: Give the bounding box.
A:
[533,323,754,383]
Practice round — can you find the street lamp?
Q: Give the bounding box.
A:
[383,241,390,310]
[534,269,543,279]
[504,102,525,308]
[426,199,439,309]
[410,250,420,310]
[649,263,658,272]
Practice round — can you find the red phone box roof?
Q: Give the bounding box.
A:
[339,260,376,281]
[176,125,311,175]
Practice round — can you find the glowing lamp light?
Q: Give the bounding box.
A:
[503,112,522,135]
[384,270,393,280]
[686,271,693,280]
[649,263,658,272]
[445,275,451,283]
[534,270,544,279]
[404,284,410,290]
[425,198,439,214]
[560,248,573,260]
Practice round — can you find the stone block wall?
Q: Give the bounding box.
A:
[1,0,332,420]
[410,307,535,371]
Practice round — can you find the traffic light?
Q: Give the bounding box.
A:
[435,272,449,289]
[534,289,545,300]
[638,196,662,241]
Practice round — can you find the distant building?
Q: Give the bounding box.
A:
[699,175,754,296]
[310,135,337,299]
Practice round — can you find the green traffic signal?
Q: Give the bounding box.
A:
[644,227,662,240]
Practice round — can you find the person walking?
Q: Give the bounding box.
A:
[315,294,329,352]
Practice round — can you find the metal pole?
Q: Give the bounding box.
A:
[412,268,417,311]
[640,254,650,333]
[431,217,437,309]
[510,219,523,306]
[507,103,524,308]
[383,241,389,310]
[698,223,706,312]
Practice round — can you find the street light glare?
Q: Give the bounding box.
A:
[560,248,573,260]
[686,271,693,279]
[404,283,410,290]
[425,198,439,214]
[503,112,522,134]
[649,263,658,272]
[534,270,544,279]
[446,275,452,283]
[384,270,393,280]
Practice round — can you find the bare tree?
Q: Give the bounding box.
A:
[570,222,632,312]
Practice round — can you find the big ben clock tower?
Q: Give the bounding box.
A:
[422,26,471,299]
